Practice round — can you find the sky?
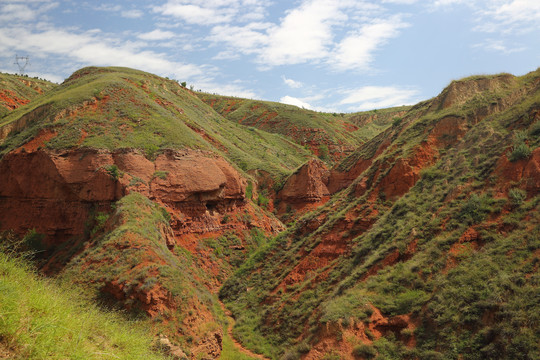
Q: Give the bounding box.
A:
[0,0,539,113]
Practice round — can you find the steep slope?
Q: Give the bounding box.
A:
[0,243,168,360]
[197,94,367,162]
[220,70,540,359]
[0,66,310,359]
[0,73,56,118]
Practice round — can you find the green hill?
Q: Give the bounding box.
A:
[0,67,310,181]
[0,241,168,360]
[220,69,540,359]
[0,73,56,118]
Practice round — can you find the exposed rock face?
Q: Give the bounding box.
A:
[0,147,246,243]
[277,159,330,213]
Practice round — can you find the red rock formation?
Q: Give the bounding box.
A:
[277,159,330,214]
[0,147,247,244]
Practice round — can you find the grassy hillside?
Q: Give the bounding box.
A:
[198,94,371,162]
[0,73,56,118]
[220,69,540,359]
[0,67,310,181]
[0,243,167,360]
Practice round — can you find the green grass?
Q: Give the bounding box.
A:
[0,66,311,182]
[219,68,540,359]
[0,250,167,360]
[0,72,56,118]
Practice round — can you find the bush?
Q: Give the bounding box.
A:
[319,144,330,162]
[460,194,494,224]
[104,164,120,179]
[152,171,168,180]
[508,188,527,207]
[529,121,540,137]
[352,344,377,359]
[23,229,46,252]
[509,143,531,162]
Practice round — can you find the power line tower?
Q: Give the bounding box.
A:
[14,55,30,75]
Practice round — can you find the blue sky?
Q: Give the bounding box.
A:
[0,0,539,112]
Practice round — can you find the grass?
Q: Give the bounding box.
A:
[219,68,540,359]
[0,66,311,182]
[0,249,167,360]
[0,72,56,118]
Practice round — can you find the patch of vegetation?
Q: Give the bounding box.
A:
[0,248,167,360]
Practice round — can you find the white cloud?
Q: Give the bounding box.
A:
[339,86,418,111]
[153,0,268,25]
[257,0,347,66]
[206,0,406,71]
[138,29,176,41]
[472,39,525,54]
[197,80,257,98]
[0,26,204,81]
[330,16,409,71]
[382,0,418,3]
[0,1,58,22]
[207,22,271,55]
[282,76,302,88]
[121,9,144,19]
[476,0,540,33]
[280,95,312,109]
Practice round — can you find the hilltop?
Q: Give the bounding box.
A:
[0,66,538,359]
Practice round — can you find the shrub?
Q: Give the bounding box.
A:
[104,164,120,179]
[152,171,168,180]
[352,344,377,359]
[509,143,531,162]
[392,117,403,127]
[508,188,527,207]
[23,229,46,252]
[529,121,540,137]
[319,144,330,162]
[257,193,270,208]
[460,194,493,224]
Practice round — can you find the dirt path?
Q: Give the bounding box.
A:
[219,300,269,360]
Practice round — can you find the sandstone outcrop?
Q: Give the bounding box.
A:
[0,147,246,244]
[277,159,330,213]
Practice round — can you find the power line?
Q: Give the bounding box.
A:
[14,55,30,75]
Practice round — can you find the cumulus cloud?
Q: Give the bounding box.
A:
[282,76,303,88]
[280,95,312,109]
[0,1,58,22]
[0,26,204,80]
[339,86,419,111]
[476,0,540,33]
[153,0,268,25]
[206,0,406,71]
[330,16,409,71]
[138,29,176,41]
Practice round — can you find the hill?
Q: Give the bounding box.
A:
[198,94,402,163]
[220,70,540,359]
[0,66,315,359]
[0,242,168,360]
[0,73,56,118]
[0,66,538,359]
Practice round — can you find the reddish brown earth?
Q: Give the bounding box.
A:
[277,159,330,214]
[303,304,418,360]
[0,144,283,284]
[494,147,540,196]
[0,89,30,110]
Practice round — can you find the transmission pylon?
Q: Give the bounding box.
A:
[14,55,30,75]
